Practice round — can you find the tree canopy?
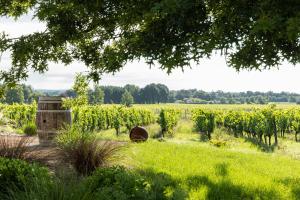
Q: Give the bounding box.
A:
[0,0,299,87]
[62,73,89,107]
[121,90,134,107]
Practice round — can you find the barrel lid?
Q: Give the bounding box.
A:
[38,96,63,101]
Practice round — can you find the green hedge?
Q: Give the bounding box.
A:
[0,157,51,197]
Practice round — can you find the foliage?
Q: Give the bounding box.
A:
[1,1,299,87]
[56,128,123,176]
[60,84,300,105]
[3,101,300,146]
[0,157,51,197]
[4,83,300,105]
[262,107,278,145]
[158,108,181,137]
[0,84,40,104]
[121,90,134,107]
[291,113,300,141]
[63,73,89,108]
[72,105,155,135]
[275,110,290,138]
[190,105,300,145]
[192,109,216,139]
[0,102,36,128]
[89,85,104,105]
[84,166,153,200]
[3,85,24,104]
[22,123,37,136]
[224,110,245,137]
[140,84,170,104]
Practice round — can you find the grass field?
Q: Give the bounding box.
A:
[96,118,300,200]
[126,140,300,199]
[2,103,300,199]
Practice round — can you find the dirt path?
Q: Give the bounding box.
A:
[0,134,67,172]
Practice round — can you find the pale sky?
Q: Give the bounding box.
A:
[1,13,300,92]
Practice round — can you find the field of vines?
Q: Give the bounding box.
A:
[192,105,300,146]
[72,106,156,135]
[1,103,300,146]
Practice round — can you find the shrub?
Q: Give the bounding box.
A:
[56,129,123,175]
[55,126,83,149]
[0,157,51,197]
[192,109,216,140]
[210,139,227,147]
[1,103,36,128]
[158,109,181,137]
[23,123,37,136]
[7,174,92,200]
[84,166,150,200]
[0,136,33,160]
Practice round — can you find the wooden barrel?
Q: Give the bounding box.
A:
[36,96,71,145]
[130,126,148,142]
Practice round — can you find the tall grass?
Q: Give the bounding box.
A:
[56,128,124,175]
[0,136,34,160]
[22,123,37,136]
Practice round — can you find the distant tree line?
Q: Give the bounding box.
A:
[61,83,170,104]
[2,83,300,105]
[0,85,43,104]
[169,90,300,104]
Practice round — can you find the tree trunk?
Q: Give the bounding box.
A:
[264,135,267,144]
[274,132,278,145]
[269,136,271,146]
[207,132,211,140]
[259,134,262,143]
[296,132,298,142]
[161,129,165,138]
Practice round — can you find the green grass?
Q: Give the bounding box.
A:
[125,140,300,199]
[94,119,300,199]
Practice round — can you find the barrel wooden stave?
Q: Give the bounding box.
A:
[36,96,71,145]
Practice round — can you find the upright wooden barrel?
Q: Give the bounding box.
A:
[36,96,71,145]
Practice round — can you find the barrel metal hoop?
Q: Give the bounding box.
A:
[38,101,62,103]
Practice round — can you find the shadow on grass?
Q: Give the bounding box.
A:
[277,177,300,200]
[185,163,282,200]
[137,168,187,199]
[189,133,209,142]
[243,137,276,153]
[199,133,210,142]
[137,163,284,200]
[151,132,162,139]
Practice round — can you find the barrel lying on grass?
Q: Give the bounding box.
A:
[130,126,148,142]
[36,96,71,145]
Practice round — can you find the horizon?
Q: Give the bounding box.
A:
[34,86,300,95]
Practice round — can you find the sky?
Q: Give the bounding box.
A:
[1,13,300,92]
